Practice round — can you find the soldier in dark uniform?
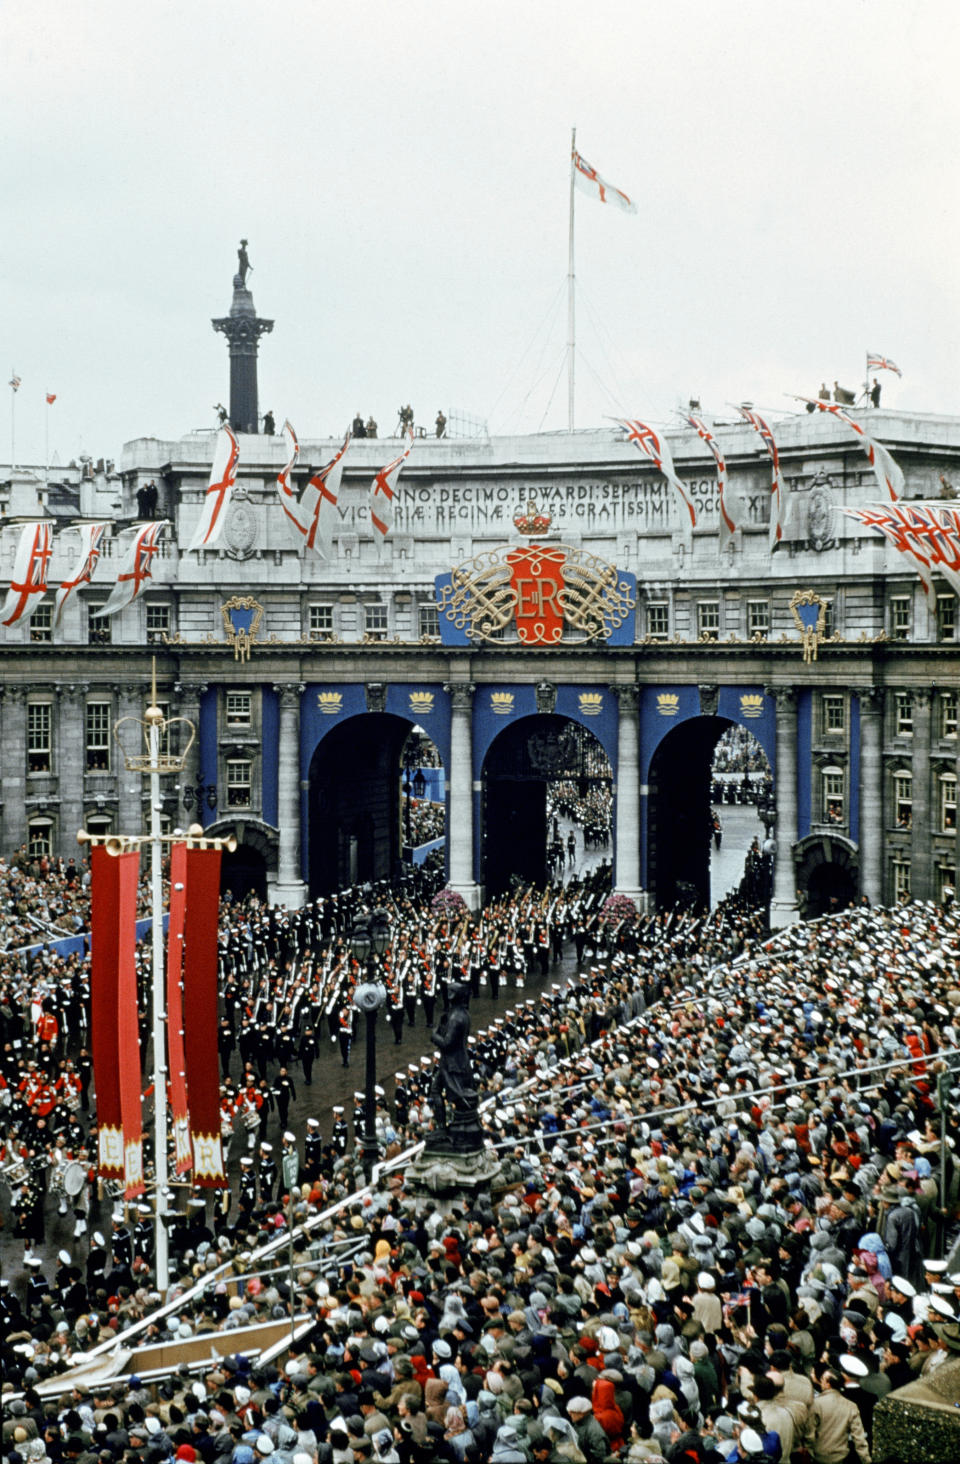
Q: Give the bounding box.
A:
[24,1256,50,1318]
[258,1142,278,1200]
[331,1106,349,1155]
[338,1004,354,1067]
[218,1017,235,1076]
[394,1073,410,1127]
[274,1067,297,1130]
[387,978,405,1045]
[86,1230,108,1293]
[110,1214,133,1270]
[133,1204,154,1262]
[299,1026,318,1085]
[303,1118,323,1181]
[237,1157,257,1220]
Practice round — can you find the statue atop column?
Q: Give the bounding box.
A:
[214,238,273,435]
[235,238,251,288]
[426,984,482,1149]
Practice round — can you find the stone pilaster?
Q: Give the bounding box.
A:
[444,682,480,909]
[767,685,799,929]
[858,688,884,906]
[911,688,933,899]
[271,684,306,908]
[173,681,203,824]
[1,689,27,851]
[56,684,86,848]
[610,685,643,905]
[116,685,145,836]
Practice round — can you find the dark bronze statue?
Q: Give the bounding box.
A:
[237,239,251,286]
[427,984,482,1150]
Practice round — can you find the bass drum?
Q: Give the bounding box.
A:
[63,1160,87,1196]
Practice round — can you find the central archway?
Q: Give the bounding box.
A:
[482,715,612,896]
[307,713,410,894]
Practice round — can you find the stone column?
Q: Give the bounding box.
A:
[768,685,799,929]
[1,688,27,851]
[444,682,481,910]
[272,684,306,908]
[911,688,933,900]
[858,688,884,906]
[173,680,203,817]
[56,684,86,848]
[611,685,643,905]
[116,684,144,835]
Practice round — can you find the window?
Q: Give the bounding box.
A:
[86,815,113,838]
[146,603,171,644]
[747,600,769,638]
[939,864,956,905]
[823,695,845,735]
[892,858,911,901]
[226,758,252,808]
[893,770,913,829]
[822,766,844,824]
[226,691,252,727]
[309,604,334,639]
[890,596,911,641]
[364,603,388,640]
[27,702,52,773]
[822,598,835,639]
[647,602,670,640]
[697,601,720,639]
[30,603,53,643]
[895,692,914,736]
[940,691,958,739]
[27,819,54,858]
[937,595,957,642]
[418,603,440,638]
[88,605,111,645]
[85,701,112,771]
[148,699,171,759]
[941,774,957,832]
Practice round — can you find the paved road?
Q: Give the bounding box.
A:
[710,802,765,904]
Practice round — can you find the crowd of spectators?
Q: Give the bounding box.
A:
[3,878,960,1463]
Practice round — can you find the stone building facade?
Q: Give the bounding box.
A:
[2,408,958,924]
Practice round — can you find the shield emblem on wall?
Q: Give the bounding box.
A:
[505,544,567,644]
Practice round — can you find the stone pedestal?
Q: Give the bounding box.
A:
[405,1142,522,1211]
[872,1358,960,1462]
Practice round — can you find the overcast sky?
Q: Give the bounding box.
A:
[3,0,958,468]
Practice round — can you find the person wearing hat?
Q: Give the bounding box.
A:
[565,1396,608,1464]
[804,1363,871,1464]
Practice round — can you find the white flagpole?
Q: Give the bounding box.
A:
[45,396,50,486]
[567,128,576,433]
[10,370,16,473]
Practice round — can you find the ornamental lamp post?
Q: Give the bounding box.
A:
[350,907,391,1180]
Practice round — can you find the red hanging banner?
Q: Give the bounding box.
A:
[165,843,192,1175]
[182,845,227,1187]
[90,846,143,1195]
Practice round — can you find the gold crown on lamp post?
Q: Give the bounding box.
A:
[113,658,195,773]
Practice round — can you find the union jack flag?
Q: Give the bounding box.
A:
[736,407,787,551]
[572,149,637,214]
[188,424,239,551]
[96,521,168,618]
[370,432,415,540]
[1,521,52,627]
[54,521,107,626]
[793,396,903,502]
[867,353,902,377]
[687,414,734,548]
[844,501,960,607]
[615,417,696,532]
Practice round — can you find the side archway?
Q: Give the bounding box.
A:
[793,832,859,918]
[204,817,278,903]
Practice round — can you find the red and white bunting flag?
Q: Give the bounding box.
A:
[792,396,903,502]
[687,414,734,550]
[278,423,352,558]
[2,521,52,627]
[96,520,168,617]
[46,392,57,404]
[53,521,107,626]
[867,352,902,377]
[188,424,239,551]
[9,373,21,392]
[572,149,637,214]
[369,432,414,540]
[736,407,788,551]
[276,418,302,533]
[842,502,942,609]
[614,418,696,533]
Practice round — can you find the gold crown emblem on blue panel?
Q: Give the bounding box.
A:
[409,691,435,714]
[740,693,764,719]
[656,693,680,716]
[578,692,603,716]
[318,691,343,715]
[490,692,515,715]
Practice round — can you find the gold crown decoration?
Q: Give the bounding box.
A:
[318,691,344,714]
[578,692,603,716]
[656,692,680,715]
[740,693,764,718]
[513,499,552,536]
[409,691,435,712]
[491,691,515,714]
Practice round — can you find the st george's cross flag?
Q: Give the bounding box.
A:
[46,392,57,404]
[278,422,352,558]
[369,431,415,541]
[792,396,904,503]
[867,352,902,377]
[188,424,239,551]
[572,149,637,213]
[54,521,108,626]
[842,501,951,610]
[96,520,168,617]
[687,414,735,551]
[614,418,696,534]
[1,521,52,627]
[735,407,788,552]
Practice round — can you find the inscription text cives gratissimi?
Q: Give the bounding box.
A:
[330,474,772,534]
